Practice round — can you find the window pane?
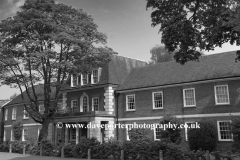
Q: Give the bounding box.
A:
[184,89,195,106]
[154,92,163,108]
[83,97,88,112]
[219,121,232,140]
[93,98,99,111]
[127,95,135,110]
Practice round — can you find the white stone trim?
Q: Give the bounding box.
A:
[4,123,42,128]
[118,112,240,121]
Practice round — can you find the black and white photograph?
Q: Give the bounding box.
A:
[0,0,240,160]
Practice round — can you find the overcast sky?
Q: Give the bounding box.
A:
[1,0,240,99]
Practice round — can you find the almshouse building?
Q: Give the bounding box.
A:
[1,51,240,150]
[0,55,147,144]
[115,51,240,150]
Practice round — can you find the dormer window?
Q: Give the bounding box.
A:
[91,68,102,84]
[81,73,88,85]
[71,75,78,87]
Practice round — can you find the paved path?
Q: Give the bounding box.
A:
[1,152,240,160]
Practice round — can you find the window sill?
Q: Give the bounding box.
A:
[153,108,164,110]
[23,118,29,120]
[218,139,233,142]
[12,119,16,121]
[215,103,231,106]
[126,110,136,112]
[184,105,197,108]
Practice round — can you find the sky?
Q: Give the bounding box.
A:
[0,0,240,99]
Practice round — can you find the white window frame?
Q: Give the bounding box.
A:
[5,109,8,121]
[154,124,161,141]
[23,108,29,119]
[217,120,233,141]
[81,73,88,85]
[183,88,196,107]
[39,104,45,114]
[92,97,99,111]
[11,129,15,141]
[12,108,17,120]
[214,85,230,105]
[152,92,164,109]
[38,128,41,136]
[91,68,102,84]
[22,128,28,141]
[126,124,133,141]
[184,121,195,141]
[71,74,79,87]
[126,95,135,111]
[71,100,78,112]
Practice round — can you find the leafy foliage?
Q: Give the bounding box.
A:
[0,142,9,152]
[29,139,57,156]
[158,114,182,144]
[10,140,31,154]
[0,0,114,141]
[231,118,240,152]
[107,138,122,160]
[12,121,23,141]
[149,45,174,64]
[146,0,240,64]
[188,121,217,151]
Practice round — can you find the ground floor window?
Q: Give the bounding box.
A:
[154,124,161,141]
[22,128,28,141]
[126,124,132,141]
[217,121,233,141]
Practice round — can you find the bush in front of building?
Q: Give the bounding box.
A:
[0,141,9,152]
[29,139,58,156]
[12,121,23,141]
[10,140,31,154]
[63,143,76,158]
[188,121,217,152]
[73,137,101,158]
[159,114,182,144]
[107,137,122,160]
[231,118,240,152]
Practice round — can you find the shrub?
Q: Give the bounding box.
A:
[63,143,76,158]
[12,121,23,141]
[107,138,122,160]
[0,142,9,152]
[10,140,30,154]
[231,118,240,152]
[188,121,217,151]
[73,137,101,158]
[158,114,182,144]
[29,139,57,156]
[92,142,111,159]
[147,141,167,159]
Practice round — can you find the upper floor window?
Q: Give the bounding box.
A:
[5,109,8,121]
[214,85,230,105]
[183,88,196,107]
[83,96,88,112]
[154,124,161,141]
[152,92,163,109]
[39,105,45,114]
[126,95,135,111]
[217,121,233,141]
[81,73,88,85]
[23,108,29,119]
[12,108,17,120]
[22,128,28,141]
[92,97,99,111]
[72,75,78,87]
[91,68,102,84]
[71,100,78,112]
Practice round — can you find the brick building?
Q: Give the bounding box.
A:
[1,51,240,149]
[115,51,240,149]
[1,55,146,143]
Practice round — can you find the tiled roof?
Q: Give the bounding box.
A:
[0,100,10,107]
[4,84,60,107]
[61,55,147,90]
[117,51,240,91]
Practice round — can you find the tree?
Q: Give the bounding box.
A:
[158,114,182,144]
[231,118,240,151]
[0,0,114,142]
[146,0,240,64]
[10,93,18,100]
[12,121,23,141]
[149,45,174,64]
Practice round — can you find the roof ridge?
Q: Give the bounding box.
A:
[114,55,148,63]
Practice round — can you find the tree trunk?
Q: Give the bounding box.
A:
[38,115,51,143]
